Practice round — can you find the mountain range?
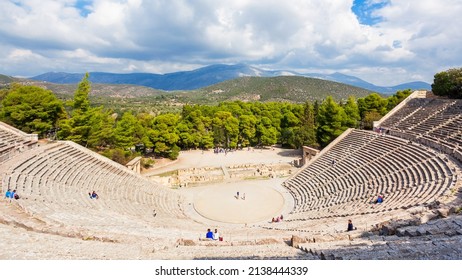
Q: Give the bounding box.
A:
[30,64,431,94]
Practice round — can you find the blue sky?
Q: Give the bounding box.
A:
[351,0,389,25]
[1,0,461,86]
[74,0,92,17]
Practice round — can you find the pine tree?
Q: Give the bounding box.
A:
[1,85,66,136]
[343,96,360,128]
[316,96,348,147]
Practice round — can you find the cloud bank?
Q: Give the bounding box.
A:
[0,0,461,85]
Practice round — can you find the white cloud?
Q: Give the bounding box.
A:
[0,0,461,85]
[7,49,43,60]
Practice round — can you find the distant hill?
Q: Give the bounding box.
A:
[0,74,16,85]
[31,82,165,98]
[30,64,431,94]
[192,76,374,103]
[304,72,431,94]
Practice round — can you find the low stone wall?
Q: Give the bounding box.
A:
[159,163,296,187]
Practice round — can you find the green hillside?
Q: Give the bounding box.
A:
[192,76,375,103]
[0,74,15,84]
[38,82,165,98]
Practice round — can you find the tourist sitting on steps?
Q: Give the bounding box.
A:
[4,189,12,200]
[213,229,220,240]
[13,190,19,200]
[206,228,214,239]
[5,189,15,202]
[89,191,99,199]
[347,219,356,231]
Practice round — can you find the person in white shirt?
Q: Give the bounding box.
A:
[213,228,220,240]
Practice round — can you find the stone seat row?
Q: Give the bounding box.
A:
[3,141,187,231]
[0,126,38,163]
[380,98,462,162]
[284,129,455,221]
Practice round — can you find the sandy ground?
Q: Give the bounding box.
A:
[144,147,301,224]
[193,180,285,224]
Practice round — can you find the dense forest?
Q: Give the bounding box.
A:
[0,73,412,164]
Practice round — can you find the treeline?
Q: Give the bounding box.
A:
[432,68,462,99]
[0,74,411,163]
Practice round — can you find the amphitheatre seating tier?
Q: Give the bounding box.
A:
[283,129,456,221]
[297,215,462,260]
[1,111,461,259]
[0,122,38,163]
[1,140,191,236]
[380,98,462,162]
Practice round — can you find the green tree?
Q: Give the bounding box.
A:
[73,72,91,111]
[432,68,462,98]
[281,110,300,129]
[212,111,239,148]
[177,109,213,149]
[58,73,114,148]
[357,93,388,119]
[295,101,318,148]
[256,116,278,146]
[1,85,66,136]
[238,114,257,147]
[280,127,296,148]
[87,110,115,148]
[362,111,383,130]
[58,109,93,145]
[148,113,180,159]
[114,111,145,149]
[343,96,360,128]
[198,115,214,149]
[58,73,92,145]
[316,96,348,147]
[386,89,412,111]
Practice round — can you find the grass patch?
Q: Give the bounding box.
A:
[156,170,178,177]
[243,176,271,180]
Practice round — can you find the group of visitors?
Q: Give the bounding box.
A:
[4,189,19,202]
[205,228,222,241]
[213,147,236,155]
[235,191,245,200]
[271,214,283,223]
[346,194,385,231]
[374,127,389,135]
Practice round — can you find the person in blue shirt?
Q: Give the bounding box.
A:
[206,229,214,239]
[4,189,12,199]
[347,220,355,231]
[89,191,99,199]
